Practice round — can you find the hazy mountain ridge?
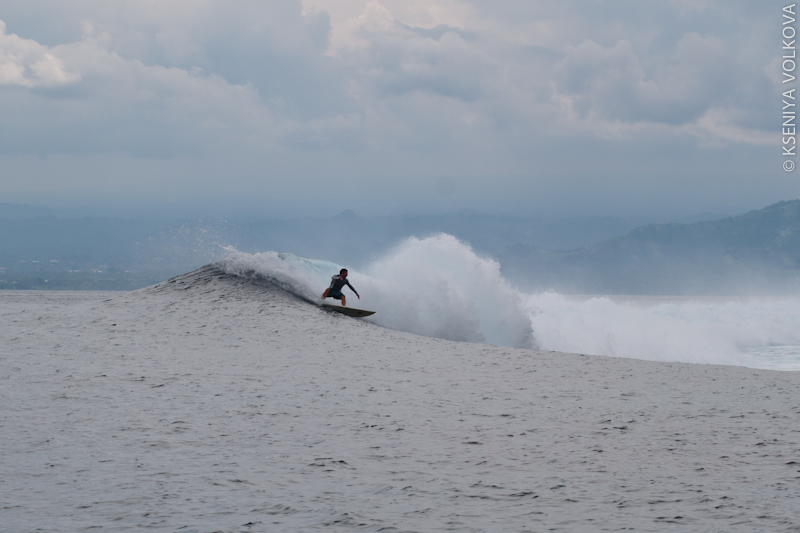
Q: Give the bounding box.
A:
[0,201,788,293]
[500,200,800,294]
[0,209,644,290]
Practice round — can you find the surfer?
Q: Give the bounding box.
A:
[322,268,360,307]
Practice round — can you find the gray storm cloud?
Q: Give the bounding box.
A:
[0,0,793,216]
[555,34,733,125]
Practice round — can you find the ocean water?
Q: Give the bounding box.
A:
[6,275,800,532]
[221,235,800,371]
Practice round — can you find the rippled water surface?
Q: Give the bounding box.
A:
[3,275,800,532]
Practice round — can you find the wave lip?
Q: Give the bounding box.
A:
[220,248,339,304]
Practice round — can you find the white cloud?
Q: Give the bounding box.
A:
[0,20,80,87]
[308,0,475,54]
[691,107,776,146]
[0,22,277,157]
[555,33,734,127]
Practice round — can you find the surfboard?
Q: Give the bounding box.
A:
[321,303,375,317]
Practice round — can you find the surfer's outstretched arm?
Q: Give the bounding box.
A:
[345,280,360,299]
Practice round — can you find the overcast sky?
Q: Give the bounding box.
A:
[0,0,796,218]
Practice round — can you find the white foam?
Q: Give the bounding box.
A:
[357,234,533,348]
[526,293,800,369]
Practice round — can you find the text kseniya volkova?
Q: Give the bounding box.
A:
[784,4,797,170]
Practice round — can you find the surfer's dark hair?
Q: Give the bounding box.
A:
[340,268,348,275]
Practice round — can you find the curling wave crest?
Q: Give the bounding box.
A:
[221,235,535,348]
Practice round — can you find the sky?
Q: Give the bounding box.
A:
[0,0,797,218]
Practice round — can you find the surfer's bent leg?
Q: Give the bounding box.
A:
[322,289,330,299]
[342,295,347,306]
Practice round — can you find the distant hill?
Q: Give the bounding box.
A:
[499,200,800,295]
[0,201,761,292]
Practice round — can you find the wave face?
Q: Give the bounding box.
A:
[221,235,534,348]
[220,248,340,304]
[220,235,800,369]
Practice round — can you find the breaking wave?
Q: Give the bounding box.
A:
[220,234,800,370]
[221,235,534,348]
